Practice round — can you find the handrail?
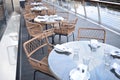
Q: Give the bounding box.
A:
[89,0,120,6]
[48,0,120,33]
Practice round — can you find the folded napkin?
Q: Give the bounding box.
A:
[31,2,42,5]
[90,39,100,49]
[111,63,120,79]
[54,44,72,55]
[110,50,120,56]
[54,17,64,21]
[111,63,120,70]
[69,64,90,80]
[34,16,47,22]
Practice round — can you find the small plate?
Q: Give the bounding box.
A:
[69,68,90,80]
[69,68,81,80]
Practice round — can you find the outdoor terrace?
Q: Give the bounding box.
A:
[17,1,120,80]
[0,0,120,80]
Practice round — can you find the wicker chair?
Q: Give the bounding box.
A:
[25,20,44,38]
[54,17,78,43]
[26,20,54,40]
[77,28,106,43]
[23,29,55,80]
[24,13,37,21]
[25,4,32,11]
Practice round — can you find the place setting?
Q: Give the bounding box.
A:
[111,61,120,79]
[31,6,48,11]
[88,39,101,52]
[110,50,120,59]
[54,44,73,55]
[69,63,90,80]
[30,2,43,6]
[69,54,92,80]
[103,48,120,79]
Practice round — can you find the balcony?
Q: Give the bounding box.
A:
[0,0,120,80]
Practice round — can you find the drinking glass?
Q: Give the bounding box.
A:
[104,53,113,69]
[83,57,91,71]
[83,57,91,66]
[73,48,79,61]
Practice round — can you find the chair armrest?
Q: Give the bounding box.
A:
[27,26,35,29]
[29,57,48,66]
[48,43,55,48]
[61,24,75,29]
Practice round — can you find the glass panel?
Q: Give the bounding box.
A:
[85,2,99,21]
[71,1,85,16]
[100,3,120,31]
[76,1,85,16]
[45,0,120,31]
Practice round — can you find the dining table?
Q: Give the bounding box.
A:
[48,41,120,80]
[34,15,64,25]
[30,2,43,6]
[34,15,65,44]
[31,6,48,12]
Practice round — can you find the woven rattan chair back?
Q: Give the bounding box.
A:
[77,28,106,43]
[23,33,49,57]
[23,29,55,78]
[25,4,32,11]
[26,20,43,37]
[54,17,78,42]
[24,13,36,21]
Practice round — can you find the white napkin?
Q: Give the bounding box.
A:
[111,62,120,75]
[111,63,120,70]
[69,64,89,80]
[54,44,72,53]
[90,39,100,49]
[110,50,120,56]
[34,16,47,22]
[54,17,64,21]
[70,69,82,80]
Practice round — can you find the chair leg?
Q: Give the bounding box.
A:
[67,36,69,42]
[73,33,75,41]
[59,35,61,43]
[34,70,38,80]
[52,35,55,44]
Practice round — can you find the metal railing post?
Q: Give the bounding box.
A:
[11,0,14,11]
[83,0,87,18]
[73,0,76,15]
[97,2,101,24]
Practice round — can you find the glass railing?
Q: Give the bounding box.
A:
[46,0,120,32]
